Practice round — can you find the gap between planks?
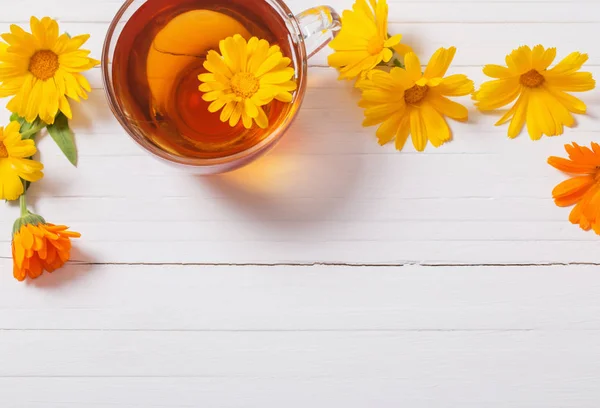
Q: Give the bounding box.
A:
[1,257,598,267]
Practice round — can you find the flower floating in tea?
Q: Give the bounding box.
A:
[328,0,411,81]
[0,121,44,201]
[474,45,596,140]
[198,34,297,129]
[0,16,97,281]
[358,47,474,151]
[0,17,99,125]
[548,143,600,235]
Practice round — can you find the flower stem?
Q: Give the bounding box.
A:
[392,58,405,69]
[19,193,28,217]
[21,122,46,139]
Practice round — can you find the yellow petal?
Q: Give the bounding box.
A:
[42,78,59,120]
[392,43,413,57]
[384,34,402,48]
[545,72,596,92]
[483,64,513,79]
[241,111,253,129]
[437,74,474,97]
[525,90,544,140]
[204,50,233,78]
[548,52,589,75]
[424,47,456,80]
[405,52,422,82]
[544,86,587,114]
[532,45,556,71]
[409,108,427,151]
[421,102,451,148]
[6,140,36,158]
[229,102,243,127]
[244,98,259,118]
[506,45,532,74]
[507,91,530,138]
[274,91,293,103]
[428,94,468,122]
[24,79,43,123]
[255,106,269,129]
[259,68,294,84]
[208,97,228,113]
[375,112,403,145]
[0,159,24,200]
[473,78,521,110]
[220,101,236,122]
[255,51,283,77]
[202,90,223,102]
[395,115,410,151]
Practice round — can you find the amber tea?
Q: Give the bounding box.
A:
[112,0,302,159]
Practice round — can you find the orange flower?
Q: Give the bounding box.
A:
[12,220,81,281]
[548,142,600,234]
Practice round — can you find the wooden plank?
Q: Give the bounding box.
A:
[1,328,600,378]
[0,264,599,330]
[1,20,600,66]
[2,376,600,408]
[1,1,598,23]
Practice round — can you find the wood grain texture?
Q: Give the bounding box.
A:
[1,263,600,407]
[1,0,600,407]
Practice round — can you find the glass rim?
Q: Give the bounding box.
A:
[101,0,309,169]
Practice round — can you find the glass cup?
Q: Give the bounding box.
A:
[102,0,341,174]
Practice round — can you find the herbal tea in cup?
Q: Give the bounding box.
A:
[103,0,341,173]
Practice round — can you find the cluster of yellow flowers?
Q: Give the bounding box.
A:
[0,17,98,281]
[329,0,598,236]
[329,0,596,152]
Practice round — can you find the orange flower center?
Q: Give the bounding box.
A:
[404,84,429,104]
[29,50,59,81]
[0,141,7,158]
[520,69,545,88]
[230,72,260,99]
[367,36,385,55]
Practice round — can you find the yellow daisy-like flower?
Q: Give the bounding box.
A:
[0,16,99,125]
[0,121,44,200]
[328,0,410,80]
[473,45,596,140]
[358,47,474,151]
[198,34,297,129]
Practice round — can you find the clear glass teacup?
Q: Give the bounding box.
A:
[102,0,341,174]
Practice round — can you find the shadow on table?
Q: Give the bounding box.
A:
[201,114,367,229]
[28,247,96,289]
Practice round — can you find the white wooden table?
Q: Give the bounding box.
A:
[2,0,600,406]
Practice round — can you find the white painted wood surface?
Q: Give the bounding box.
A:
[1,1,600,407]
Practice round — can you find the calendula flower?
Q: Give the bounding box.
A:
[12,210,81,281]
[358,47,474,151]
[198,34,297,129]
[0,16,99,124]
[548,142,600,235]
[473,45,596,140]
[328,0,410,80]
[0,121,43,200]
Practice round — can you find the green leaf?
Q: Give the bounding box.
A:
[46,112,77,166]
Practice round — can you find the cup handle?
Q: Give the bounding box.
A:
[295,6,342,59]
